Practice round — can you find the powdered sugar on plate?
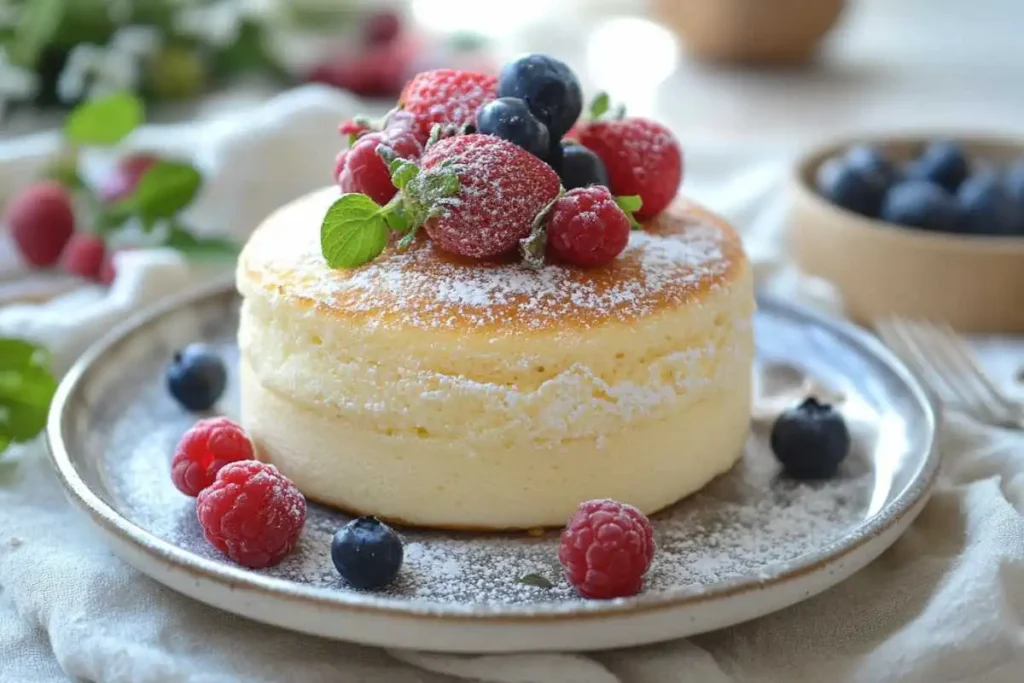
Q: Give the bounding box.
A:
[105,336,873,609]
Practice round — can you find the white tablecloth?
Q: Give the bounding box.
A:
[1,86,1022,683]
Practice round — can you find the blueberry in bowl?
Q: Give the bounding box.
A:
[789,133,1024,332]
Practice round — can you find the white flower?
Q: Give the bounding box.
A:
[174,0,243,48]
[0,47,39,118]
[57,41,143,103]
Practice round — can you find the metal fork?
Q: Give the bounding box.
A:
[874,317,1024,430]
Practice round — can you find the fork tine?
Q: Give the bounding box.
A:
[920,321,1017,422]
[875,318,957,403]
[898,319,1002,422]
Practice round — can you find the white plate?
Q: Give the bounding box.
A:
[47,280,939,653]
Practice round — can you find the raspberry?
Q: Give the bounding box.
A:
[171,416,254,496]
[98,153,159,204]
[307,38,416,99]
[5,181,75,266]
[61,233,106,280]
[576,118,683,220]
[336,129,422,205]
[558,499,655,599]
[197,461,306,569]
[420,134,560,259]
[399,69,498,143]
[546,187,630,267]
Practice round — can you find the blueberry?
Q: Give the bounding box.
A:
[815,156,887,217]
[844,144,900,188]
[956,171,1022,235]
[498,54,582,139]
[166,343,226,412]
[1005,160,1024,220]
[770,397,850,480]
[880,180,960,231]
[331,516,403,589]
[544,136,564,173]
[905,141,969,192]
[476,97,550,159]
[560,143,610,189]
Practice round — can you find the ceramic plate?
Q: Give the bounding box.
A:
[47,280,938,653]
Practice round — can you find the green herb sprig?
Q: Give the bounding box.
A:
[47,91,237,261]
[0,339,57,456]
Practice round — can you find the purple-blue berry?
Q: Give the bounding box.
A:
[815,156,888,218]
[331,516,403,590]
[560,142,610,190]
[498,54,582,139]
[881,180,960,231]
[476,97,550,159]
[166,343,226,412]
[770,397,850,480]
[905,141,969,193]
[956,171,1022,235]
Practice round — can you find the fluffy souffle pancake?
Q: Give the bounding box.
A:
[236,187,755,530]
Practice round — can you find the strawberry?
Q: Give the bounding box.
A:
[421,134,560,259]
[398,70,497,143]
[575,118,683,220]
[61,233,106,280]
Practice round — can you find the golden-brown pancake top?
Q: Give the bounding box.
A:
[238,187,746,334]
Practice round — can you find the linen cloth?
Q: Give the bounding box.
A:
[1,86,1022,683]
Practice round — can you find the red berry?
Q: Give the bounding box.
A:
[558,499,655,599]
[5,181,75,266]
[336,129,422,205]
[420,134,560,259]
[61,233,106,279]
[171,416,254,497]
[98,153,159,204]
[307,38,417,98]
[399,69,497,143]
[197,461,306,569]
[576,118,682,220]
[363,10,402,45]
[546,187,630,267]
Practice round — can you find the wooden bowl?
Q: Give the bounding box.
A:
[788,134,1024,333]
[653,0,846,65]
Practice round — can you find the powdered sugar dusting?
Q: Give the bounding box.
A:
[246,194,739,333]
[103,333,876,610]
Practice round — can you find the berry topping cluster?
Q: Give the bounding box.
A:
[816,140,1024,236]
[322,54,685,270]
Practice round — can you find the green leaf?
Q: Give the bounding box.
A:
[516,573,553,589]
[389,160,419,190]
[44,157,84,191]
[96,203,134,234]
[134,161,203,222]
[615,195,644,230]
[64,92,144,146]
[9,0,65,66]
[0,338,57,454]
[164,225,239,260]
[384,205,410,233]
[589,92,610,120]
[320,194,391,268]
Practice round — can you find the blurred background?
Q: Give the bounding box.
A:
[3,0,1023,146]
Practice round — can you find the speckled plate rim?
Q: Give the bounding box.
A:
[46,278,940,626]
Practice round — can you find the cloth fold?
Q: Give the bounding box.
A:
[1,86,1022,683]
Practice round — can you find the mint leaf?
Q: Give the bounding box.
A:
[390,160,419,190]
[589,92,610,120]
[384,206,410,233]
[321,194,390,268]
[64,92,144,146]
[164,225,239,260]
[133,161,202,223]
[615,195,644,230]
[44,156,84,191]
[0,338,57,455]
[516,573,553,589]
